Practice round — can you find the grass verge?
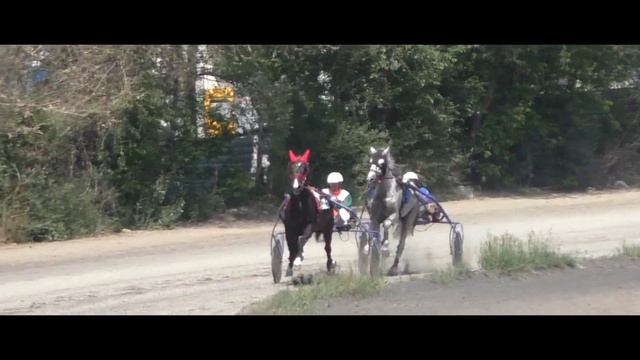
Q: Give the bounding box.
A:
[430,262,473,285]
[618,242,640,259]
[479,232,575,275]
[245,273,384,315]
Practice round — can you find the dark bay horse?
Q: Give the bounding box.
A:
[282,149,336,277]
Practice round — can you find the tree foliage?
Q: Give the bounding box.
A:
[1,45,640,242]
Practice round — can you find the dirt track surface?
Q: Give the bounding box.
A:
[1,190,640,315]
[320,257,640,315]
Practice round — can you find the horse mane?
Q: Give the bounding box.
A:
[385,150,411,179]
[384,151,394,169]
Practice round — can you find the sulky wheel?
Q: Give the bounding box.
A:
[357,226,370,275]
[450,223,464,267]
[271,233,285,283]
[369,232,383,277]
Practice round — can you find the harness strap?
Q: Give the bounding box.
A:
[306,186,324,211]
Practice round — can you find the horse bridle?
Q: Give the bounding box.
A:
[369,162,396,183]
[290,162,309,187]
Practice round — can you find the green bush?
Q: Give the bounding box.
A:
[217,168,254,208]
[155,199,185,229]
[184,191,225,222]
[28,180,110,241]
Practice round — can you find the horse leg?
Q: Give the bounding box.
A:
[389,210,418,276]
[381,212,398,256]
[387,225,405,276]
[369,220,381,250]
[323,227,336,272]
[295,223,314,265]
[285,228,299,277]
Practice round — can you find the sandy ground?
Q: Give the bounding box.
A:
[1,190,640,315]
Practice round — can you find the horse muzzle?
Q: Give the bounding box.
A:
[292,178,304,195]
[366,171,378,182]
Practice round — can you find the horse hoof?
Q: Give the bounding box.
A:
[327,260,337,273]
[285,266,293,277]
[293,257,302,266]
[381,241,391,258]
[387,266,399,276]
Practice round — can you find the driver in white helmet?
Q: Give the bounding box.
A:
[322,172,356,231]
[401,171,442,222]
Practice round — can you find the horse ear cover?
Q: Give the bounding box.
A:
[288,150,298,163]
[300,149,311,163]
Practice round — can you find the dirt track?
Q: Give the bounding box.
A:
[320,257,640,315]
[2,190,640,315]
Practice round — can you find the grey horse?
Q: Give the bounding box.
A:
[365,146,420,276]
